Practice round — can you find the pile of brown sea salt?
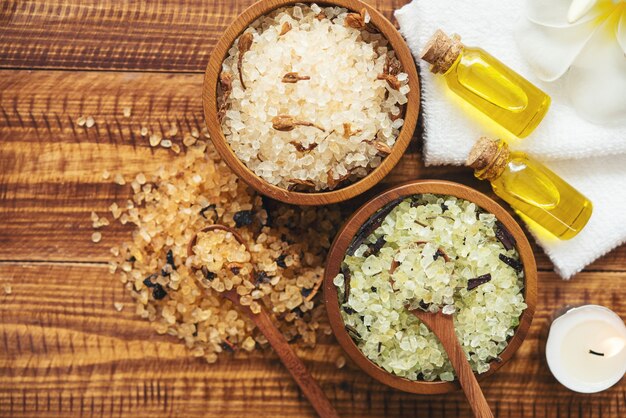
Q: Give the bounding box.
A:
[219,4,410,192]
[99,139,342,363]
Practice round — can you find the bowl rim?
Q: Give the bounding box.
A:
[202,0,420,205]
[323,179,538,394]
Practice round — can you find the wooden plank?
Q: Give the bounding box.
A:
[0,0,407,72]
[1,69,625,271]
[0,263,624,417]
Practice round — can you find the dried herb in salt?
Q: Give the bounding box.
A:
[282,72,310,83]
[383,56,402,77]
[467,273,492,291]
[372,140,392,155]
[254,270,270,285]
[363,235,386,257]
[166,249,177,270]
[279,22,291,36]
[289,141,318,152]
[433,247,450,262]
[233,210,253,227]
[389,259,400,275]
[495,221,516,251]
[237,33,254,90]
[201,266,215,281]
[345,324,362,340]
[301,288,313,298]
[220,339,236,352]
[377,73,401,90]
[326,170,351,189]
[143,274,157,288]
[218,72,233,122]
[287,178,316,191]
[152,283,167,300]
[276,253,287,268]
[342,123,362,139]
[347,197,404,256]
[200,204,217,220]
[344,8,377,32]
[499,254,523,272]
[272,115,325,132]
[342,306,356,315]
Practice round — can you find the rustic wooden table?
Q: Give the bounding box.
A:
[0,1,624,417]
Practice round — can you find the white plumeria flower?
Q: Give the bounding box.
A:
[516,0,626,124]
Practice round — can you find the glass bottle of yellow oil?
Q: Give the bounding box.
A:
[421,30,551,138]
[467,137,592,240]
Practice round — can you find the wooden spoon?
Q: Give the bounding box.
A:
[188,226,340,418]
[409,309,494,418]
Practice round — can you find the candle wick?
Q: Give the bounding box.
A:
[589,349,605,357]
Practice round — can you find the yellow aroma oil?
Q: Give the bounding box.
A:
[422,30,551,138]
[467,137,592,240]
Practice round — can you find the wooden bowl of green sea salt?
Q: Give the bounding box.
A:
[323,180,537,394]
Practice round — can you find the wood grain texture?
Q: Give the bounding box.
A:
[2,69,626,270]
[1,264,624,418]
[223,290,340,418]
[411,312,493,418]
[0,0,405,72]
[202,0,420,205]
[1,0,625,416]
[323,180,537,395]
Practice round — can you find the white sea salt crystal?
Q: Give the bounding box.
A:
[442,305,456,315]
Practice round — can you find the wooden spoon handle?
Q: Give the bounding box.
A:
[223,290,340,418]
[413,312,493,418]
[446,336,493,418]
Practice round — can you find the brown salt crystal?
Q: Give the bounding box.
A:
[183,135,197,147]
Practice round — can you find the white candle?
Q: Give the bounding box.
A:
[546,305,626,393]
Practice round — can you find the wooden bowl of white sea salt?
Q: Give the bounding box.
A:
[203,0,420,205]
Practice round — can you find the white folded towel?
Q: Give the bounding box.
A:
[395,0,626,278]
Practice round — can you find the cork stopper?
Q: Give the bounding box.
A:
[420,29,463,74]
[466,137,510,181]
